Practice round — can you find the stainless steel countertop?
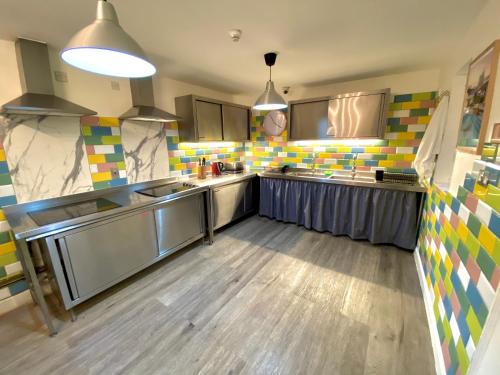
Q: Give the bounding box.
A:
[258,170,427,193]
[3,173,258,241]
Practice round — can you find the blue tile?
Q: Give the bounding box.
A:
[457,312,470,345]
[91,126,112,136]
[0,162,9,174]
[443,295,453,319]
[8,279,27,295]
[394,94,413,103]
[0,195,17,207]
[387,118,400,126]
[114,144,123,154]
[288,152,297,157]
[451,198,461,214]
[488,211,500,238]
[109,178,127,187]
[466,282,485,315]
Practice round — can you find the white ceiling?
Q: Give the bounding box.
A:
[0,0,488,94]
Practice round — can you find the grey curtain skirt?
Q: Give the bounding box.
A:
[259,177,420,250]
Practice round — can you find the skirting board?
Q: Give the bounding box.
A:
[414,250,446,375]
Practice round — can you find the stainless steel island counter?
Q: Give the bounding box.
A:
[3,177,210,336]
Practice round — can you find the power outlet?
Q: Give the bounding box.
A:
[54,70,68,83]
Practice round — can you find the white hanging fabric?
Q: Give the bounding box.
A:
[413,94,450,183]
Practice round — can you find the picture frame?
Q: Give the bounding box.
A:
[457,40,500,155]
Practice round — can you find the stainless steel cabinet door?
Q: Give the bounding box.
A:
[213,181,248,229]
[327,93,385,138]
[289,100,329,140]
[195,100,223,141]
[61,211,158,299]
[155,194,204,256]
[222,105,249,141]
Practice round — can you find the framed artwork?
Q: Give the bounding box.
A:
[457,40,500,155]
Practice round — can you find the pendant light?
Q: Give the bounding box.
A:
[253,52,287,111]
[61,0,156,78]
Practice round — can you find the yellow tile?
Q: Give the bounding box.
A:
[418,116,431,124]
[444,255,453,275]
[0,149,6,162]
[0,210,5,221]
[397,132,416,140]
[478,226,496,255]
[101,136,121,145]
[0,241,16,256]
[81,126,92,136]
[99,117,120,127]
[457,221,469,241]
[91,171,112,182]
[402,101,421,109]
[365,147,381,153]
[175,163,187,170]
[185,150,196,156]
[404,154,416,161]
[87,154,106,164]
[473,183,488,200]
[379,160,395,168]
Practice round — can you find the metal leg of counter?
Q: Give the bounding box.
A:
[16,239,57,336]
[206,190,215,245]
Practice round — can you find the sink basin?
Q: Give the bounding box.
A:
[329,175,375,183]
[287,171,326,178]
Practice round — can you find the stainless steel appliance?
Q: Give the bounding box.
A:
[212,179,256,230]
[2,38,96,116]
[119,77,181,123]
[28,198,121,226]
[136,182,197,198]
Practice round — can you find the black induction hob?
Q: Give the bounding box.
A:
[28,198,122,226]
[136,182,197,198]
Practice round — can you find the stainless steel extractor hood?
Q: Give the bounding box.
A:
[119,77,181,122]
[1,38,97,117]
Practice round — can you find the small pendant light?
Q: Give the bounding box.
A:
[61,0,156,78]
[253,52,287,111]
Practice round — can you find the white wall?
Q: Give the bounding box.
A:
[0,39,22,105]
[234,68,441,106]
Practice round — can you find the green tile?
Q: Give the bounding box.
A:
[457,186,468,204]
[437,319,445,342]
[388,124,408,132]
[0,231,11,245]
[444,275,453,295]
[410,108,429,117]
[389,102,403,111]
[0,252,17,267]
[443,316,452,342]
[0,266,6,278]
[93,181,111,190]
[457,240,470,263]
[105,153,124,163]
[465,234,481,259]
[0,174,12,185]
[456,338,470,374]
[467,308,482,345]
[82,136,103,145]
[448,338,458,370]
[477,247,496,279]
[477,302,489,327]
[412,92,434,101]
[467,214,482,237]
[455,284,470,313]
[449,230,459,250]
[493,239,500,265]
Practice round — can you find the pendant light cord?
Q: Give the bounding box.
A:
[269,66,272,82]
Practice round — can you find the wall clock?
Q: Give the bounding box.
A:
[263,110,287,136]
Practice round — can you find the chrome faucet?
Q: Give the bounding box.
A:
[351,153,358,179]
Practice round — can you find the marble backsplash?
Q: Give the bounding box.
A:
[0,115,93,203]
[121,120,169,183]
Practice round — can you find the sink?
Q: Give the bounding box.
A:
[287,171,326,178]
[329,175,375,183]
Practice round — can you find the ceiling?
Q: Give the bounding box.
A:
[0,0,488,94]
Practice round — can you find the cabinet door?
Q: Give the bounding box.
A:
[61,211,158,299]
[213,181,247,229]
[154,194,204,256]
[289,100,329,140]
[195,100,223,141]
[222,105,249,141]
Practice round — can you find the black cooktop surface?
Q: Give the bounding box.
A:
[136,182,196,198]
[29,198,122,226]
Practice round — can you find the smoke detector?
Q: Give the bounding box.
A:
[228,29,242,42]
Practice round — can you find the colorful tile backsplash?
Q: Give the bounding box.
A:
[417,184,500,375]
[246,91,436,173]
[165,122,245,177]
[0,139,25,301]
[81,116,128,190]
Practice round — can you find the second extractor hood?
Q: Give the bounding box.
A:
[2,38,96,117]
[120,77,181,122]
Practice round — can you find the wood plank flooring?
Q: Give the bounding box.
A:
[0,215,435,375]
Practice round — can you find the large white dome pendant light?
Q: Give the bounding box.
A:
[253,52,287,111]
[61,0,156,78]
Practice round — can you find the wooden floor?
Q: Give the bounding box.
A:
[0,216,435,375]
